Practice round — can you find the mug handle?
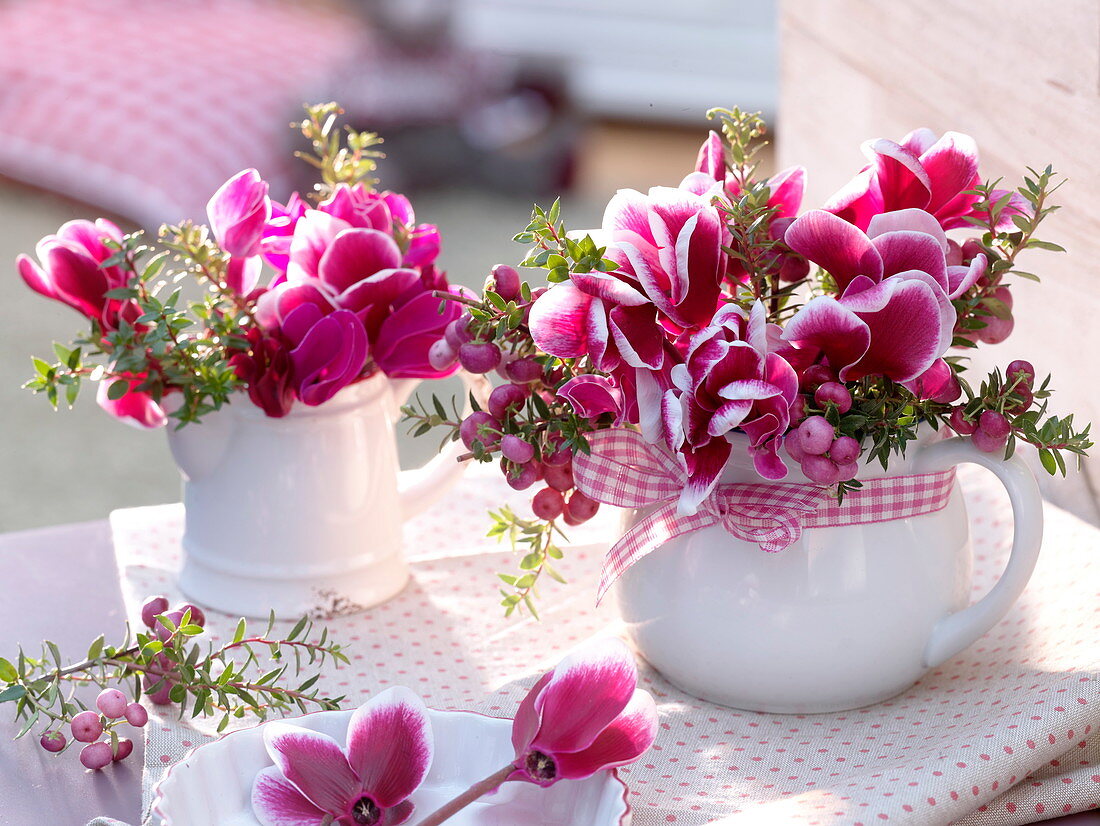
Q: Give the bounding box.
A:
[394,370,493,521]
[913,436,1044,668]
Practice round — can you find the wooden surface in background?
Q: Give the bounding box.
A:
[778,1,1099,520]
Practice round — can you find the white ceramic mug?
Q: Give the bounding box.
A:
[614,428,1044,713]
[167,372,487,618]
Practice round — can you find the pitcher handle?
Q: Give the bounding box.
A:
[396,370,492,521]
[913,436,1044,668]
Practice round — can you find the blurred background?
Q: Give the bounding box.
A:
[1,0,1096,532]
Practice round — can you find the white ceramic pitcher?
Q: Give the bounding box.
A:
[167,372,486,618]
[614,428,1044,713]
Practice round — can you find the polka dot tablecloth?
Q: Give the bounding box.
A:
[110,465,1100,826]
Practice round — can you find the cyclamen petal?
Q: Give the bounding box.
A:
[919,131,980,216]
[781,296,871,381]
[318,229,403,293]
[871,230,948,289]
[346,687,433,809]
[863,138,932,211]
[529,638,639,756]
[262,723,361,813]
[784,210,883,291]
[528,282,598,358]
[251,767,328,826]
[289,309,368,406]
[766,166,806,220]
[207,169,271,258]
[694,130,726,179]
[287,211,352,282]
[946,253,987,299]
[553,690,659,780]
[866,208,948,251]
[558,375,623,419]
[511,671,553,757]
[96,376,167,429]
[678,438,732,516]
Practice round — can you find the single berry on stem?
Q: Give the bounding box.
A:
[1005,359,1036,389]
[427,338,458,371]
[70,711,103,743]
[501,435,535,465]
[979,410,1011,439]
[39,730,66,753]
[828,436,860,465]
[796,416,834,456]
[178,603,206,628]
[112,738,134,763]
[504,460,542,491]
[543,462,574,492]
[972,428,1008,454]
[79,741,113,771]
[814,382,852,414]
[124,702,149,728]
[801,455,840,486]
[488,383,529,419]
[487,264,521,301]
[96,688,128,720]
[563,490,599,525]
[532,487,565,520]
[459,412,501,451]
[140,595,169,629]
[458,342,502,374]
[949,407,976,436]
[505,357,544,384]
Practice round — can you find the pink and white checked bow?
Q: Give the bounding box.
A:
[573,429,957,602]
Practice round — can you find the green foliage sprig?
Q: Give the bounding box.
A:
[0,608,348,760]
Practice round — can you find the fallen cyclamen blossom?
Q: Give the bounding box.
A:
[96,374,167,429]
[253,687,432,826]
[824,129,1029,232]
[511,637,658,787]
[207,169,272,258]
[17,218,139,331]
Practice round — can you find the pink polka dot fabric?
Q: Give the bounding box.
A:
[111,465,1100,825]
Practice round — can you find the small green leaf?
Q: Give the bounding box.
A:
[0,685,27,703]
[0,658,18,683]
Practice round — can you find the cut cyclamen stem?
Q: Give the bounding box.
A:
[415,764,515,826]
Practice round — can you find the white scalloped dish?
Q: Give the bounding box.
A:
[152,708,632,825]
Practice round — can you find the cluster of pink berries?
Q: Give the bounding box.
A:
[39,688,147,770]
[140,595,206,705]
[783,364,861,485]
[786,416,861,485]
[435,265,601,527]
[38,595,205,769]
[949,360,1035,453]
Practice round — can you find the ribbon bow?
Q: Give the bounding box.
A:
[573,429,956,603]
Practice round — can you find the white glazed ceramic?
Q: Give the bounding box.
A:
[151,708,631,825]
[167,372,488,619]
[615,428,1044,713]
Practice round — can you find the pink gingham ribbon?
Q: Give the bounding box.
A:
[574,429,957,602]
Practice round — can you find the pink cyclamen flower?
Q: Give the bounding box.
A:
[824,129,1028,232]
[370,281,470,379]
[252,687,432,826]
[782,209,971,386]
[207,169,272,258]
[603,185,728,332]
[96,374,167,429]
[17,218,139,331]
[261,194,308,274]
[557,374,624,421]
[283,306,369,406]
[510,638,658,787]
[664,303,799,511]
